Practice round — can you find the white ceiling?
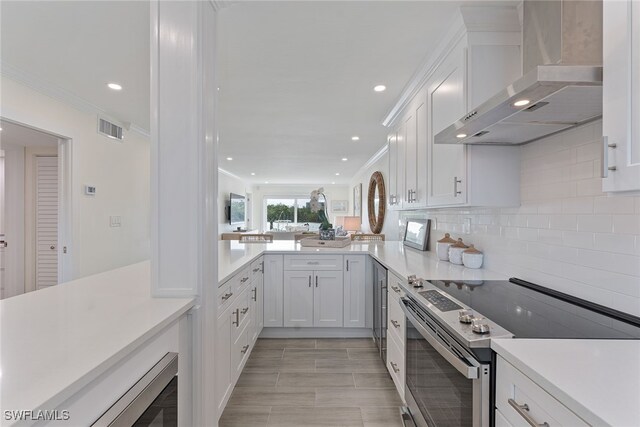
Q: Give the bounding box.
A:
[217,1,487,185]
[0,120,60,148]
[0,1,150,130]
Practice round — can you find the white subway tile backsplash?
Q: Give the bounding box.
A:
[401,120,640,315]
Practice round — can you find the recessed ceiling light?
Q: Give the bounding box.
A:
[335,173,340,176]
[513,99,530,107]
[265,181,269,184]
[226,157,233,161]
[251,172,256,176]
[0,127,3,131]
[332,182,336,185]
[342,158,348,162]
[351,136,360,141]
[107,83,122,91]
[373,85,386,92]
[456,133,467,139]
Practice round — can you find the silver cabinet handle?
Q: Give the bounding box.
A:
[391,319,400,328]
[241,345,249,354]
[221,292,233,301]
[391,285,401,293]
[252,287,257,301]
[309,275,312,287]
[50,245,56,250]
[315,276,318,287]
[602,136,617,178]
[252,267,261,273]
[346,259,349,271]
[240,277,249,283]
[390,361,400,373]
[241,307,249,315]
[453,176,462,197]
[232,309,240,327]
[407,189,411,203]
[508,399,549,427]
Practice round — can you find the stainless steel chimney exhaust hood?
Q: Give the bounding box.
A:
[436,0,603,146]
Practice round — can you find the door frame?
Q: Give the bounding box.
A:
[1,117,73,288]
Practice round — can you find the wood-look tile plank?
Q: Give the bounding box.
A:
[236,372,279,387]
[276,372,355,388]
[283,348,349,359]
[315,388,403,407]
[347,348,382,360]
[255,338,316,349]
[361,407,405,427]
[315,358,388,373]
[227,387,316,407]
[353,373,395,389]
[249,348,285,359]
[267,407,364,427]
[244,357,316,373]
[218,406,271,427]
[316,338,376,349]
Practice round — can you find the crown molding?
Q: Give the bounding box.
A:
[353,143,389,180]
[218,167,244,181]
[1,62,150,138]
[210,1,232,12]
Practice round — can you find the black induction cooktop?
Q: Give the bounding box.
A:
[426,278,640,340]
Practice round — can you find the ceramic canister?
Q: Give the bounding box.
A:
[436,233,457,261]
[462,244,484,269]
[448,238,468,265]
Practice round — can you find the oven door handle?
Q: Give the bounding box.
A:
[400,298,478,379]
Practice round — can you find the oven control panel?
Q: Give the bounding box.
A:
[418,290,462,312]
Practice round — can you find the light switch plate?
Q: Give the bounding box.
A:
[110,216,122,227]
[84,185,96,196]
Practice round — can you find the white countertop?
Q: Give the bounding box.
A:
[218,240,505,284]
[0,262,195,420]
[492,339,640,427]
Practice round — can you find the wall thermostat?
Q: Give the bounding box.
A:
[85,185,96,196]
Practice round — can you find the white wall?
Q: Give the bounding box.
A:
[0,77,150,280]
[218,169,249,235]
[348,148,399,239]
[251,184,350,232]
[397,120,640,316]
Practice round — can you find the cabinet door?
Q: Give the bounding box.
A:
[263,255,284,327]
[313,270,344,327]
[415,98,428,208]
[388,132,399,207]
[215,307,233,414]
[250,271,263,343]
[283,270,314,327]
[427,40,467,207]
[396,122,407,208]
[404,112,417,207]
[603,0,640,192]
[343,255,366,328]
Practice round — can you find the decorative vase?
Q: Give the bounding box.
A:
[319,228,336,240]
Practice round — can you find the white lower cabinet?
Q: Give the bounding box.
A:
[250,258,264,342]
[496,356,588,427]
[263,254,284,327]
[386,287,405,401]
[386,323,405,402]
[215,304,233,415]
[283,269,344,327]
[343,255,366,327]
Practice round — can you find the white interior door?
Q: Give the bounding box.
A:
[35,155,58,290]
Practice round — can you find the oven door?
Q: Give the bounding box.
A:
[400,298,490,427]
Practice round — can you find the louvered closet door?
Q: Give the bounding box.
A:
[35,156,58,289]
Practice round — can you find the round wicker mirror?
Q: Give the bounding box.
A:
[367,171,386,234]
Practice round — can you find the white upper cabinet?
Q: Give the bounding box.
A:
[388,133,399,207]
[602,0,640,193]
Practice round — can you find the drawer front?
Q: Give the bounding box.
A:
[250,258,263,278]
[387,331,405,401]
[496,356,588,427]
[495,408,513,427]
[232,322,250,380]
[284,255,343,271]
[387,296,406,345]
[238,287,251,327]
[388,272,405,302]
[217,282,234,311]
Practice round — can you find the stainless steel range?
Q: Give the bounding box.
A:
[399,277,640,427]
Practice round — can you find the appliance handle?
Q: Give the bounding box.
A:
[400,298,478,379]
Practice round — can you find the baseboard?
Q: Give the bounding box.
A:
[259,327,373,339]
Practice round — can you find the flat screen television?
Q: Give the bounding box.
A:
[229,193,246,225]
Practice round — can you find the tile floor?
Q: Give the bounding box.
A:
[219,338,404,427]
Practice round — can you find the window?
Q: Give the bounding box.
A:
[264,197,325,231]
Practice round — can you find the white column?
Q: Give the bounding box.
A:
[150,1,219,424]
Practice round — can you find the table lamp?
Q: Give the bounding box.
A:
[343,216,362,233]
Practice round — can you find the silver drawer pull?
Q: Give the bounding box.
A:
[240,277,249,283]
[252,267,260,272]
[391,285,401,293]
[307,261,320,265]
[390,361,400,373]
[508,399,549,427]
[241,307,249,314]
[221,292,233,301]
[391,319,400,328]
[232,309,240,327]
[252,287,257,301]
[241,345,249,354]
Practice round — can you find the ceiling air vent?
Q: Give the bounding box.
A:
[98,117,124,141]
